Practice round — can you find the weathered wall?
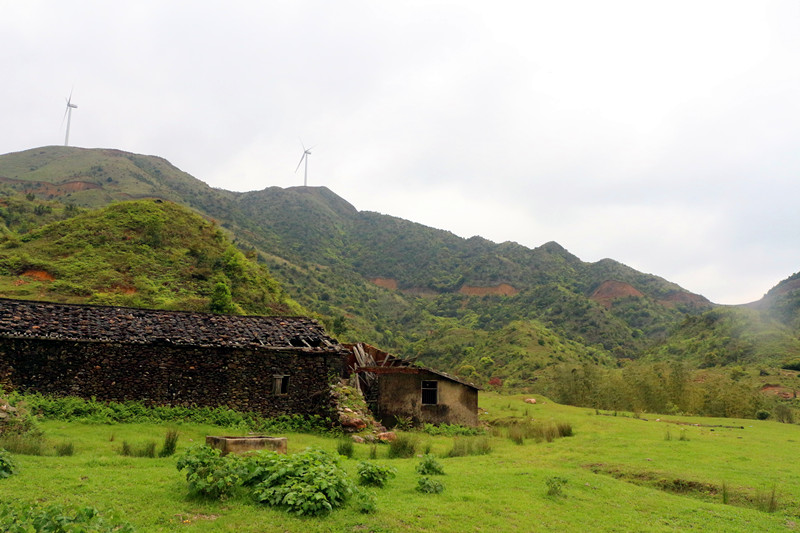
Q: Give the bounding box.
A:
[0,338,345,419]
[374,370,478,426]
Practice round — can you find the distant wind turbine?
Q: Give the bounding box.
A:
[294,142,313,187]
[63,90,78,146]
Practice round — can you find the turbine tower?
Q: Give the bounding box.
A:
[63,90,78,146]
[294,142,312,187]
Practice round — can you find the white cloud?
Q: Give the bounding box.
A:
[2,0,799,304]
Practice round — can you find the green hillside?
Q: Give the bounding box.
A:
[2,146,798,402]
[0,198,302,315]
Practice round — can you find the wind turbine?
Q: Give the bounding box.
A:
[63,90,78,146]
[294,142,313,187]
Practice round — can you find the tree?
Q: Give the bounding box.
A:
[210,281,236,314]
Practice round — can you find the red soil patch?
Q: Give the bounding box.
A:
[590,280,644,308]
[111,285,138,294]
[657,291,710,309]
[22,270,56,282]
[459,283,518,297]
[760,384,796,399]
[0,177,101,197]
[370,277,398,290]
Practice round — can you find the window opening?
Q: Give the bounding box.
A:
[421,380,438,405]
[273,375,289,395]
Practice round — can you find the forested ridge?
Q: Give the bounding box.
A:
[2,146,800,419]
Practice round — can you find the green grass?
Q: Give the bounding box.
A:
[1,393,799,531]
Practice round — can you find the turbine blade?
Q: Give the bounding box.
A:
[294,153,306,173]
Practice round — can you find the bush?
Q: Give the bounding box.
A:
[0,448,18,478]
[756,410,771,420]
[251,449,354,516]
[416,454,445,476]
[0,501,134,532]
[357,461,396,487]
[416,476,444,494]
[387,435,417,459]
[446,436,492,457]
[176,445,242,500]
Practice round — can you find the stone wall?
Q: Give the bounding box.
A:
[0,337,345,419]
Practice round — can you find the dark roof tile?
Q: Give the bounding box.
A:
[0,298,339,350]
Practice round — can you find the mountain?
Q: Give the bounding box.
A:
[2,145,775,387]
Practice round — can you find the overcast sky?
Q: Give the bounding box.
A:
[3,1,799,305]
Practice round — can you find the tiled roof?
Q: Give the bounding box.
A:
[0,298,339,350]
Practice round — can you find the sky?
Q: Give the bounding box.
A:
[2,1,799,305]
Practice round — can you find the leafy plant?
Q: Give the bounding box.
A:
[251,449,353,516]
[416,454,445,476]
[0,501,134,532]
[176,445,242,500]
[356,461,397,488]
[415,476,444,494]
[0,448,18,478]
[546,476,568,497]
[352,488,378,514]
[393,416,414,431]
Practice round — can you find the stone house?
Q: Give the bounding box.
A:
[0,298,346,419]
[346,343,479,427]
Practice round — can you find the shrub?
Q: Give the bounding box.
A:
[422,423,482,437]
[556,422,573,438]
[0,501,134,532]
[774,404,794,424]
[546,476,568,497]
[508,424,525,445]
[176,445,242,500]
[357,461,397,487]
[756,410,771,420]
[337,438,354,458]
[251,449,354,516]
[159,429,179,457]
[416,454,445,476]
[447,436,492,457]
[416,476,444,494]
[0,431,47,456]
[120,440,156,458]
[0,448,18,478]
[755,484,779,513]
[55,441,75,456]
[387,435,417,459]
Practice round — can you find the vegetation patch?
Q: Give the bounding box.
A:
[0,501,134,532]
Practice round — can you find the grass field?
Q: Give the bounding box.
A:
[1,393,799,532]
